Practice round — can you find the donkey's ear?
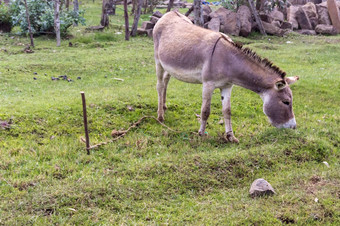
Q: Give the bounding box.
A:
[286,76,299,85]
[275,80,287,90]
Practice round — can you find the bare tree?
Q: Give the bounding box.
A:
[167,0,174,12]
[73,0,79,26]
[130,0,142,36]
[101,0,109,27]
[123,0,129,40]
[23,0,34,47]
[66,0,70,11]
[54,0,61,46]
[193,0,203,26]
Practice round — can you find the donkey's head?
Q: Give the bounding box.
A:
[261,76,299,129]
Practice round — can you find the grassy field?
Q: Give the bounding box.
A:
[0,1,339,225]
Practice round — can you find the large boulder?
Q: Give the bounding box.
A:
[237,5,252,37]
[287,5,299,30]
[208,17,220,32]
[302,2,318,19]
[296,7,312,30]
[302,2,318,28]
[210,7,233,26]
[296,29,316,35]
[203,5,212,15]
[315,24,337,35]
[269,8,284,22]
[262,21,285,36]
[223,11,241,36]
[316,3,331,25]
[281,21,293,30]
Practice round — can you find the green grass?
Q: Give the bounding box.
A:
[0,1,339,224]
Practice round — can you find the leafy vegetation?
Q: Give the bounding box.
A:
[0,1,339,224]
[10,0,85,35]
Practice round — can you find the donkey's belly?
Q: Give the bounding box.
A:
[162,63,203,84]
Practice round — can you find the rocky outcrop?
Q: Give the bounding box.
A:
[316,3,331,25]
[315,24,337,35]
[237,5,252,37]
[288,6,299,30]
[223,11,241,36]
[296,7,313,30]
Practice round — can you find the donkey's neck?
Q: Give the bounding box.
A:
[226,49,282,94]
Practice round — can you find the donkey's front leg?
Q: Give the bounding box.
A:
[221,86,239,143]
[198,82,215,136]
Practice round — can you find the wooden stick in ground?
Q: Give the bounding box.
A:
[23,0,34,47]
[123,0,130,41]
[167,0,174,12]
[80,92,90,155]
[248,0,266,36]
[185,5,194,17]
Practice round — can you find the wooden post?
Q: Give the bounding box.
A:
[123,0,130,41]
[167,0,174,12]
[248,0,266,36]
[80,92,90,155]
[130,0,143,36]
[23,0,34,47]
[54,0,61,47]
[193,0,204,26]
[101,0,109,27]
[327,0,340,33]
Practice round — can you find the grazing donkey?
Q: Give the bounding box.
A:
[153,11,299,143]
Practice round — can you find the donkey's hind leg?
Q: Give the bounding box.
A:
[156,63,166,122]
[162,71,171,111]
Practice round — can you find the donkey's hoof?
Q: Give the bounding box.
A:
[226,133,239,143]
[157,116,164,122]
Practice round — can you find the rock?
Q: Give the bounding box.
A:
[296,29,317,35]
[316,3,331,25]
[281,21,293,30]
[86,25,105,31]
[137,28,147,35]
[210,7,232,25]
[296,7,312,30]
[260,14,274,23]
[287,6,299,30]
[315,24,337,34]
[141,21,155,30]
[327,0,340,33]
[237,5,252,37]
[310,17,318,29]
[262,21,285,36]
[272,20,281,28]
[270,8,284,22]
[152,11,163,18]
[223,11,241,36]
[208,17,220,32]
[146,29,153,38]
[302,2,318,19]
[249,178,276,198]
[150,16,159,24]
[203,14,210,23]
[203,5,212,15]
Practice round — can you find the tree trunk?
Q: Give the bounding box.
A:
[248,0,266,35]
[23,0,34,47]
[73,0,79,26]
[123,0,130,41]
[101,0,109,27]
[193,0,203,26]
[66,0,70,11]
[130,0,143,36]
[131,0,136,15]
[167,0,174,12]
[143,0,148,14]
[185,5,194,17]
[54,0,61,47]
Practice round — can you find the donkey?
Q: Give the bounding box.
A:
[153,11,299,143]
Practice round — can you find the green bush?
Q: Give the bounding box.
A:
[0,4,12,32]
[10,0,85,35]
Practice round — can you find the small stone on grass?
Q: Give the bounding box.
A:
[249,178,276,198]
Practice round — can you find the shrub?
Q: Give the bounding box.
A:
[10,0,85,35]
[0,4,12,32]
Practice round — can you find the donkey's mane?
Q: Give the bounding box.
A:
[222,36,286,79]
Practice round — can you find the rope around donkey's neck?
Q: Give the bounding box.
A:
[80,115,198,150]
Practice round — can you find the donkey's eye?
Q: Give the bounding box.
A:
[282,101,290,106]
